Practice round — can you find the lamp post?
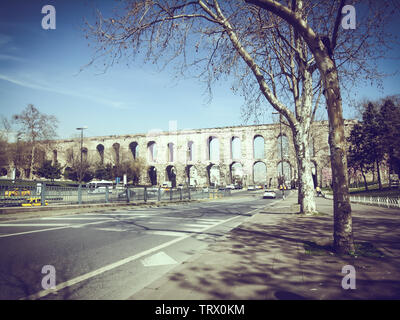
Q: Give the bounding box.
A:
[76,126,88,184]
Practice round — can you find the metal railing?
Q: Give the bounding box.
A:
[0,183,232,208]
[323,193,400,209]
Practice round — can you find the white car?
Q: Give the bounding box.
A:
[263,190,277,199]
[226,184,235,190]
[247,185,256,191]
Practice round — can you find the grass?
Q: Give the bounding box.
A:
[303,241,385,258]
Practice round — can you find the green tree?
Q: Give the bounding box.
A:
[379,98,400,176]
[34,160,62,181]
[347,123,374,191]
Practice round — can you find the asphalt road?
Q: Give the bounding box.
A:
[0,190,286,300]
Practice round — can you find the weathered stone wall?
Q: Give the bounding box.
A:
[35,120,357,187]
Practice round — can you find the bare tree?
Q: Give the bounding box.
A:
[244,0,398,253]
[84,0,323,214]
[12,104,58,180]
[84,0,397,253]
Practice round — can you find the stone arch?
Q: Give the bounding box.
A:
[230,162,243,185]
[277,134,289,159]
[167,142,175,162]
[148,166,157,185]
[96,144,105,164]
[311,160,318,188]
[186,165,199,186]
[277,160,292,185]
[147,141,157,162]
[187,141,194,161]
[81,147,88,163]
[166,165,177,187]
[0,168,7,177]
[207,136,219,162]
[253,161,267,185]
[112,143,120,165]
[309,136,315,158]
[52,150,58,164]
[253,135,265,159]
[207,163,220,186]
[231,136,241,160]
[129,142,138,160]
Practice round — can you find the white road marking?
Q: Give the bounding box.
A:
[41,217,115,220]
[21,210,259,300]
[141,251,178,267]
[144,230,191,237]
[0,220,116,238]
[94,227,128,232]
[0,223,70,227]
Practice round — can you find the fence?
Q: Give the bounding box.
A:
[323,193,400,209]
[0,183,231,208]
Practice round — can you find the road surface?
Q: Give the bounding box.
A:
[0,190,287,300]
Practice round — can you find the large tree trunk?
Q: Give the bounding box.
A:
[292,121,316,214]
[323,65,354,254]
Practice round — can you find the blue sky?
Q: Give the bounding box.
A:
[0,0,399,140]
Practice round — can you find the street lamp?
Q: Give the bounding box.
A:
[76,126,88,184]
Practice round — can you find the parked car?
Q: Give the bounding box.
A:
[234,184,243,190]
[247,185,256,191]
[263,190,277,199]
[226,184,235,190]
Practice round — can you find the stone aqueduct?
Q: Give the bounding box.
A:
[49,121,355,188]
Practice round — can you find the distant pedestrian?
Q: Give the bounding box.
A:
[316,186,321,197]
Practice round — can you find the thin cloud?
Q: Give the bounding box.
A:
[0,54,26,62]
[0,73,132,110]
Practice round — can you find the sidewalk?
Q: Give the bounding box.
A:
[129,192,400,300]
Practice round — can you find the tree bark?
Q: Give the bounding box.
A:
[292,123,316,214]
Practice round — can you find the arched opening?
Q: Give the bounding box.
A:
[311,161,318,188]
[81,147,88,163]
[230,162,243,186]
[129,142,138,160]
[186,165,198,186]
[207,164,220,187]
[96,144,104,164]
[231,136,241,160]
[277,134,289,159]
[112,143,120,165]
[309,136,315,158]
[147,141,157,162]
[0,168,7,177]
[148,166,157,185]
[253,161,267,185]
[52,150,57,164]
[166,165,177,188]
[187,141,194,161]
[277,161,292,186]
[253,135,265,159]
[208,136,219,162]
[167,143,174,162]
